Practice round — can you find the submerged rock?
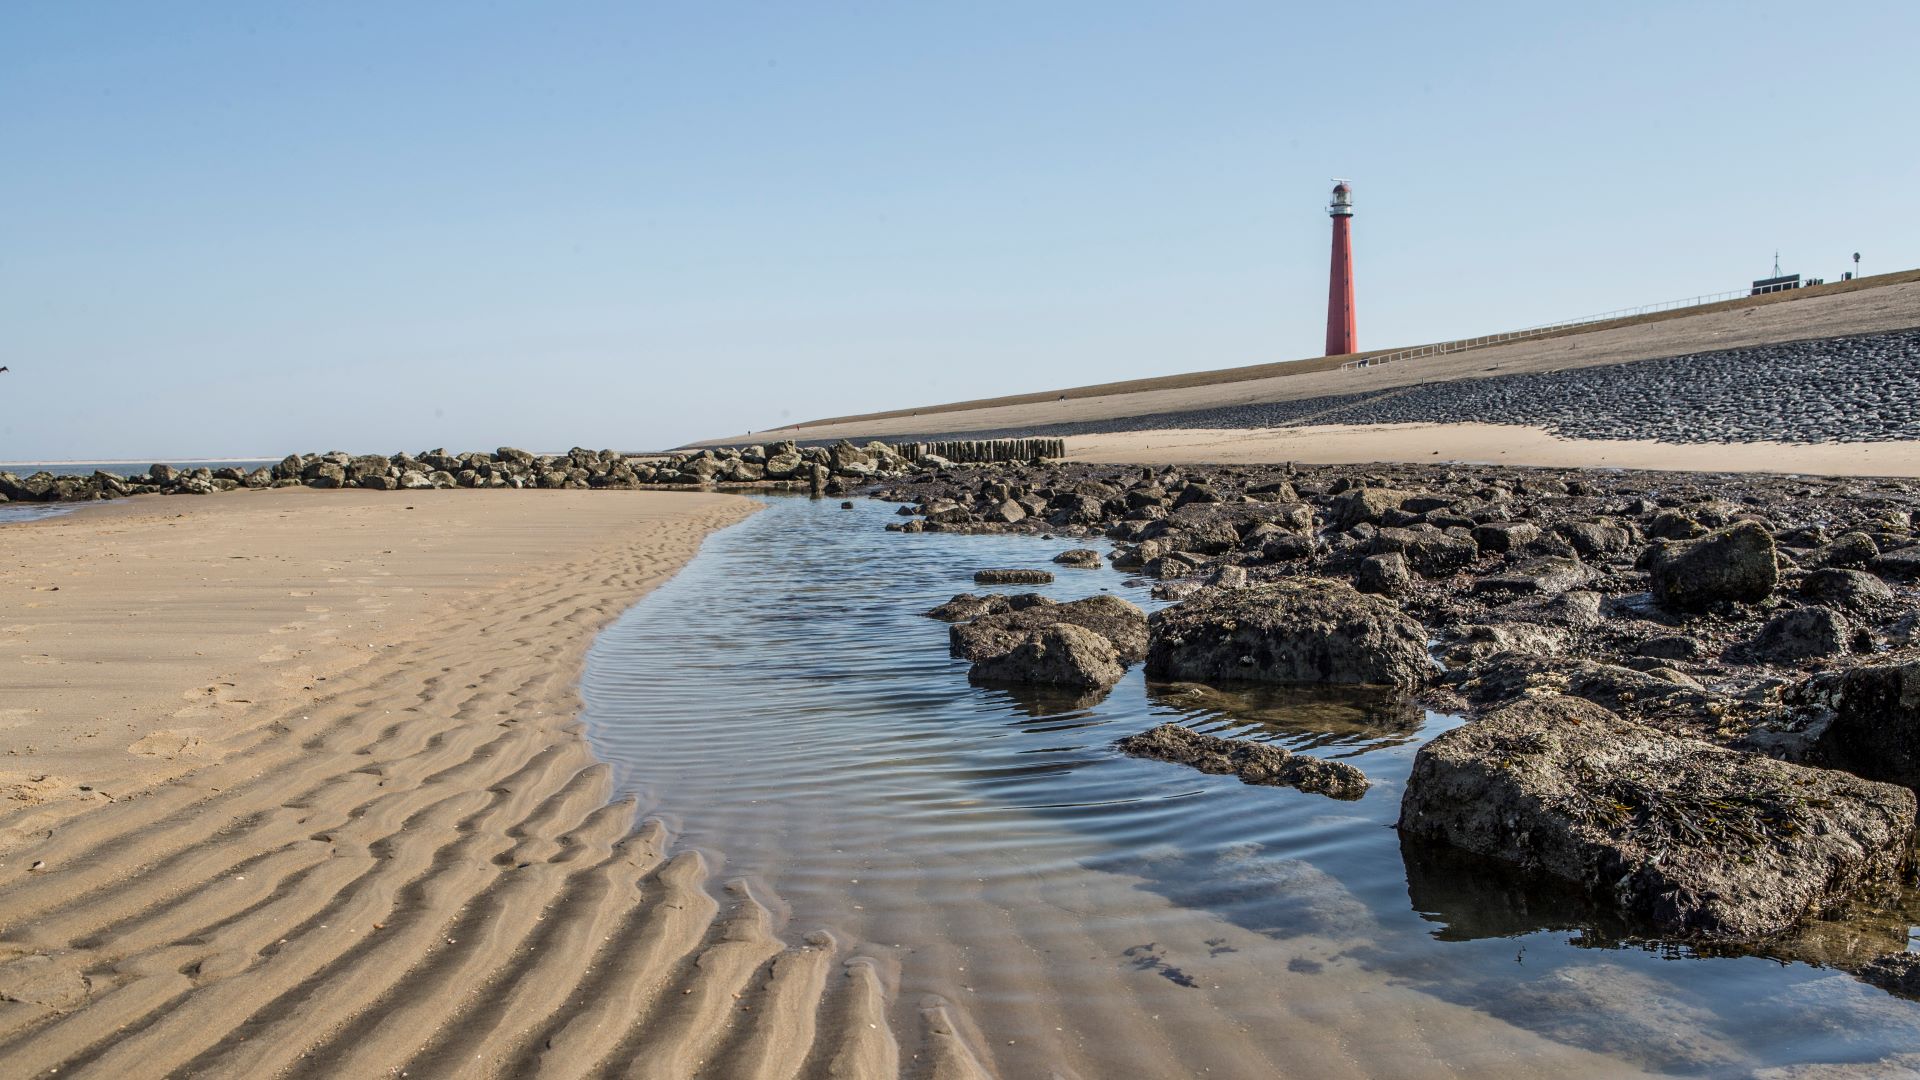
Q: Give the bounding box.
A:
[1858,953,1920,1000]
[970,624,1124,690]
[1146,579,1429,691]
[1117,722,1368,800]
[950,594,1148,664]
[1399,696,1914,941]
[974,568,1054,586]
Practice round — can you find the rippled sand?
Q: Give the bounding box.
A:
[0,489,942,1077]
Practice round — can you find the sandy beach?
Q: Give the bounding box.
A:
[0,489,929,1078]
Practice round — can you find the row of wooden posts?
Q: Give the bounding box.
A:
[891,438,1065,465]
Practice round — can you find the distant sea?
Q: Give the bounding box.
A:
[0,459,278,478]
[0,460,278,525]
[0,503,83,522]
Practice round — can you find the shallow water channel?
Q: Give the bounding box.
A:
[582,495,1920,1078]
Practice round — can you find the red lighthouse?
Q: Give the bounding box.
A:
[1325,180,1356,356]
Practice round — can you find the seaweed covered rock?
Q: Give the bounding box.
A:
[1748,606,1851,662]
[1800,568,1894,613]
[950,594,1148,664]
[1399,696,1914,941]
[970,624,1124,690]
[1117,722,1368,800]
[1646,522,1778,611]
[1146,579,1429,690]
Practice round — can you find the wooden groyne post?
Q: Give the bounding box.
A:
[891,438,1064,465]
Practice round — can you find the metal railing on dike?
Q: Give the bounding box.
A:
[1338,288,1753,371]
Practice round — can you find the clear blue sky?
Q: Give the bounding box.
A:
[4,2,1915,459]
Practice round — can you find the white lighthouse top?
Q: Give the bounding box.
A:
[1328,179,1353,217]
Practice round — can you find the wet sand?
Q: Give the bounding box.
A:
[1067,423,1920,477]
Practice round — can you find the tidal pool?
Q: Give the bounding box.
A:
[582,495,1920,1078]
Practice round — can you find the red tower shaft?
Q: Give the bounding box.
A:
[1325,209,1356,356]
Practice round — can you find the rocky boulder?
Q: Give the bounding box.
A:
[1145,579,1430,691]
[1798,659,1920,791]
[304,462,347,489]
[1331,487,1414,531]
[969,624,1124,690]
[1872,545,1920,580]
[951,594,1149,664]
[1400,696,1914,941]
[1356,552,1410,595]
[1471,521,1540,554]
[1558,521,1634,559]
[1647,521,1778,611]
[1369,526,1478,577]
[1800,568,1894,613]
[1810,531,1880,570]
[1471,556,1594,596]
[1748,606,1851,662]
[924,592,1052,623]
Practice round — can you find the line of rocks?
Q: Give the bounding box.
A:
[800,327,1920,446]
[0,440,929,505]
[872,456,1920,969]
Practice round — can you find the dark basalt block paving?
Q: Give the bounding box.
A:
[826,327,1920,447]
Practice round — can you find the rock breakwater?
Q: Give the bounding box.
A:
[0,440,936,505]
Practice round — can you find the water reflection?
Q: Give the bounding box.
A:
[1146,680,1425,754]
[1401,834,1639,944]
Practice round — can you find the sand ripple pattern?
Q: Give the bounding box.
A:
[0,501,981,1079]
